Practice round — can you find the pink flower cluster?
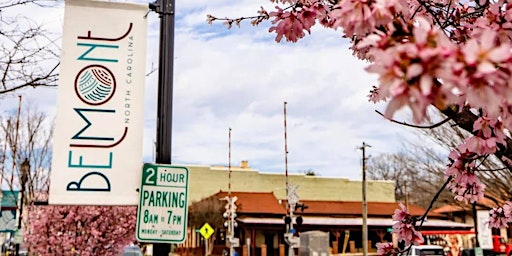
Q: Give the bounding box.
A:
[207,0,512,233]
[391,203,423,246]
[376,242,396,256]
[488,202,512,228]
[25,205,137,256]
[238,0,512,229]
[269,1,330,42]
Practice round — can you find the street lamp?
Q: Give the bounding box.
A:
[15,158,29,256]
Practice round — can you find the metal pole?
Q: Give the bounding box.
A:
[150,0,175,254]
[472,202,480,247]
[284,102,289,200]
[283,102,294,256]
[228,128,235,256]
[205,238,208,256]
[360,142,370,256]
[15,189,24,256]
[0,120,9,188]
[15,158,29,256]
[11,96,22,185]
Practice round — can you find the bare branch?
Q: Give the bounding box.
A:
[0,5,60,95]
[375,110,452,129]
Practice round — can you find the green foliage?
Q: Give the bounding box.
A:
[302,169,318,176]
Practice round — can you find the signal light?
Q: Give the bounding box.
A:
[296,216,303,226]
[294,203,308,212]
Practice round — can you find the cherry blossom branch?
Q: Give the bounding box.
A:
[207,13,270,28]
[375,110,452,129]
[441,106,512,172]
[0,0,56,9]
[477,167,510,172]
[415,0,444,28]
[417,175,453,230]
[475,154,490,169]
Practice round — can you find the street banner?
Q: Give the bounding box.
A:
[49,0,148,205]
[476,210,493,249]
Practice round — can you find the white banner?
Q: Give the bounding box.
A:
[476,210,493,249]
[49,0,148,205]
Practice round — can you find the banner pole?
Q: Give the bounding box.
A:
[150,0,175,254]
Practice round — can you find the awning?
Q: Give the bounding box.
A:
[238,217,473,229]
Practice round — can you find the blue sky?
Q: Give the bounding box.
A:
[0,0,422,180]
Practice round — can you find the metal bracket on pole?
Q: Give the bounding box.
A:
[149,0,174,15]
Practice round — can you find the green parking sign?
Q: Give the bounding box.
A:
[136,163,189,243]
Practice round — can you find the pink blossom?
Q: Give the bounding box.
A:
[26,205,136,255]
[392,202,409,221]
[450,177,485,203]
[391,203,424,245]
[269,7,305,42]
[376,242,395,256]
[489,207,508,228]
[329,0,407,37]
[211,0,512,238]
[464,136,497,155]
[268,2,328,42]
[461,30,510,70]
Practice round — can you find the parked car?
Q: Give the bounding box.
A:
[461,248,495,256]
[493,235,512,256]
[121,245,143,256]
[408,245,446,256]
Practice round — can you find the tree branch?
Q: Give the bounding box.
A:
[417,175,452,230]
[375,110,452,129]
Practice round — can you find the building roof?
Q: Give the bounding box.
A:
[213,191,287,215]
[206,191,442,218]
[432,196,500,214]
[292,200,443,217]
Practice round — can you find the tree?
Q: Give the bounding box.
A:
[188,196,227,255]
[301,169,319,176]
[207,0,512,250]
[366,126,475,209]
[0,100,54,253]
[25,205,137,256]
[0,0,59,95]
[0,100,53,204]
[368,111,512,209]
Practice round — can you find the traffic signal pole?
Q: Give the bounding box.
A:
[282,102,300,255]
[224,128,238,256]
[149,0,175,254]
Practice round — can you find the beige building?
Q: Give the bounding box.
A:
[185,160,396,204]
[178,162,468,256]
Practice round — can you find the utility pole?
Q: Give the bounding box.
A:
[282,102,301,256]
[15,158,29,256]
[149,0,175,254]
[223,128,239,256]
[359,142,371,256]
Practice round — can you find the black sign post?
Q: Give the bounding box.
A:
[149,0,175,254]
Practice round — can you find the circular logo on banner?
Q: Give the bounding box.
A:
[75,65,116,105]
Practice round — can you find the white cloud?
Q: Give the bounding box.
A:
[2,0,427,181]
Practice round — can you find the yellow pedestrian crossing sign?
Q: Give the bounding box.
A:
[199,222,214,240]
